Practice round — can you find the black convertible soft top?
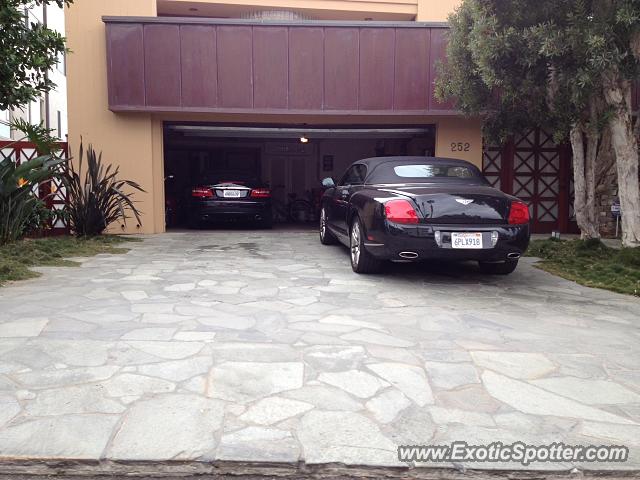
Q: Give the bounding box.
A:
[358,156,485,185]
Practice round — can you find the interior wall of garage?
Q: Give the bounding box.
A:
[317,138,417,183]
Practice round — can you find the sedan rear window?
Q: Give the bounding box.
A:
[393,164,475,179]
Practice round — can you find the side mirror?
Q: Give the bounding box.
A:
[321,177,336,189]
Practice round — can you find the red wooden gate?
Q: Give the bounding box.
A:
[483,129,577,234]
[0,140,69,234]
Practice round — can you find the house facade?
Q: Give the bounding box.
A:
[65,0,575,235]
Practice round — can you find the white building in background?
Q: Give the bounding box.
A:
[0,3,68,141]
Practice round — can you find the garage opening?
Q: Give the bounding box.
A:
[163,123,436,229]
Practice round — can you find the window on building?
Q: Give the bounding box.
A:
[0,110,10,139]
[28,100,41,126]
[57,111,62,138]
[57,50,66,75]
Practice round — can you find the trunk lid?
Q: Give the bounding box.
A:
[382,184,511,224]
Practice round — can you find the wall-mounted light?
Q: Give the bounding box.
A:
[300,136,309,144]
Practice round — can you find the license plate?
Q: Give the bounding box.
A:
[451,232,483,249]
[223,190,242,198]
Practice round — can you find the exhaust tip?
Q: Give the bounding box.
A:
[507,253,521,259]
[399,251,419,259]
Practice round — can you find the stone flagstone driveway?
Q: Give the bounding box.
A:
[0,230,639,473]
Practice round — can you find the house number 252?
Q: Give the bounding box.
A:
[451,142,471,152]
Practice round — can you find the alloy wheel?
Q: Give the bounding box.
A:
[351,221,361,267]
[320,208,327,240]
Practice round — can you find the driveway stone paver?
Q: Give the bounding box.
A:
[0,230,639,471]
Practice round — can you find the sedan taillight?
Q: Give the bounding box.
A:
[508,201,530,225]
[250,188,271,198]
[192,187,213,199]
[385,199,419,224]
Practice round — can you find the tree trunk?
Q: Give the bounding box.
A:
[570,123,600,239]
[585,100,600,234]
[604,78,640,247]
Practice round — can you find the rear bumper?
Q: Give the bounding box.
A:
[364,222,530,262]
[190,199,271,223]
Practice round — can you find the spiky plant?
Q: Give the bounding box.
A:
[64,140,144,237]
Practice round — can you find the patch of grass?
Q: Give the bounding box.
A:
[0,235,140,285]
[525,238,640,296]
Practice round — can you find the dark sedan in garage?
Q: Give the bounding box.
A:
[188,174,272,228]
[319,156,530,274]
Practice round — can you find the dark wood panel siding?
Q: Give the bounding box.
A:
[106,24,145,107]
[105,19,457,115]
[217,26,253,108]
[394,28,429,110]
[253,27,288,109]
[324,28,359,110]
[359,28,395,110]
[428,28,455,111]
[288,27,324,110]
[144,25,181,107]
[180,25,217,108]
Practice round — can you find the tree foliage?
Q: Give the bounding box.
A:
[0,0,74,110]
[436,0,640,142]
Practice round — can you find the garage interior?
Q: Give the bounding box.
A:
[163,123,436,228]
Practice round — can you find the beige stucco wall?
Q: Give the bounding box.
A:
[66,0,163,235]
[417,0,461,21]
[435,117,483,168]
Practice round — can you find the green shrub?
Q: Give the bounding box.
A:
[63,140,144,237]
[24,198,60,235]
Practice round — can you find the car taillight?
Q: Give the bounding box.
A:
[385,199,419,224]
[508,201,530,225]
[250,188,271,198]
[192,187,213,198]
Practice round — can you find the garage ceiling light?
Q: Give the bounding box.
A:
[167,125,431,139]
[300,136,309,143]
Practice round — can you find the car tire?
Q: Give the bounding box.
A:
[479,259,519,275]
[319,207,338,245]
[350,216,382,274]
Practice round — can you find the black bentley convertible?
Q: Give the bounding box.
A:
[319,156,530,274]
